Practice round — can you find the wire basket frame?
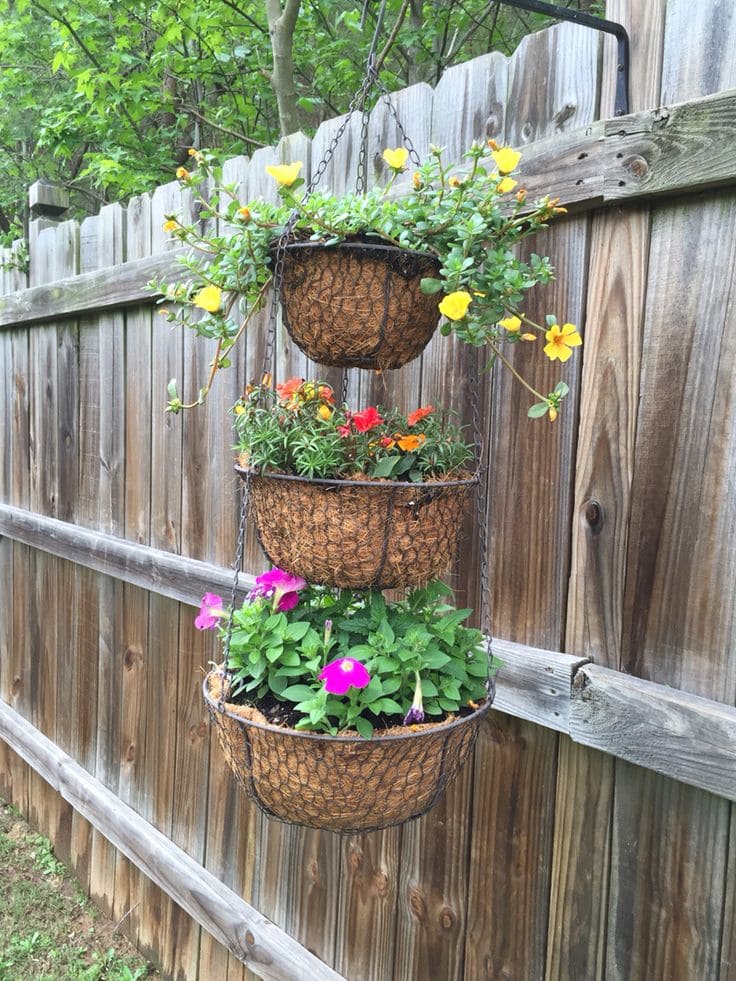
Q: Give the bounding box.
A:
[204,670,491,833]
[277,240,441,369]
[238,467,477,589]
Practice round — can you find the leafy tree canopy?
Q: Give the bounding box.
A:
[0,0,594,241]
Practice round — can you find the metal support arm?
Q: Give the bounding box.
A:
[497,0,630,116]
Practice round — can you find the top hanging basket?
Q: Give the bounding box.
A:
[277,239,441,369]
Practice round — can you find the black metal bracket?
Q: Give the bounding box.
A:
[495,0,630,116]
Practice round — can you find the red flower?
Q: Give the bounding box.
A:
[337,423,352,438]
[352,407,384,433]
[407,405,434,427]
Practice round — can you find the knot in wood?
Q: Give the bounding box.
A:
[409,887,427,921]
[308,859,320,883]
[583,499,604,533]
[439,905,456,931]
[348,846,362,871]
[11,677,22,697]
[126,743,136,763]
[245,930,256,947]
[625,155,649,179]
[124,644,143,669]
[553,103,576,129]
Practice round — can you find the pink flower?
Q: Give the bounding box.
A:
[319,657,371,695]
[195,593,226,630]
[253,568,306,612]
[352,406,384,433]
[337,422,352,438]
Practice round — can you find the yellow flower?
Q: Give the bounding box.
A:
[238,207,251,220]
[176,166,190,180]
[521,332,536,342]
[548,406,558,422]
[265,161,303,186]
[162,219,178,233]
[412,172,423,189]
[233,404,246,415]
[498,315,521,333]
[317,404,332,420]
[491,147,522,174]
[516,188,527,204]
[498,176,517,193]
[187,147,198,156]
[543,322,582,363]
[382,147,409,171]
[448,176,462,188]
[438,291,472,321]
[192,285,222,313]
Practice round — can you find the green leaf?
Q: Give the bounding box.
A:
[281,684,318,702]
[355,717,374,739]
[419,277,443,295]
[284,620,310,641]
[528,401,550,419]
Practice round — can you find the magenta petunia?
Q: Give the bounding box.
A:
[253,567,306,612]
[195,592,226,630]
[319,657,371,695]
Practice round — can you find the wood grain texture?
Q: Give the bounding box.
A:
[549,1,668,973]
[466,22,599,981]
[571,665,736,800]
[660,0,736,104]
[606,761,730,981]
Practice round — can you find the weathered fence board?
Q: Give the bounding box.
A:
[547,0,666,971]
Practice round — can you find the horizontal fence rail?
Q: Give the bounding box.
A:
[4,503,736,803]
[0,700,344,981]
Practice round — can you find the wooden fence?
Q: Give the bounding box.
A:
[2,1,736,977]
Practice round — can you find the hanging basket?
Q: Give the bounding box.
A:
[277,240,441,369]
[204,670,490,833]
[238,466,476,589]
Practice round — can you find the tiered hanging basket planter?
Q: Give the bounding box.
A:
[204,670,491,833]
[277,240,441,369]
[239,465,477,589]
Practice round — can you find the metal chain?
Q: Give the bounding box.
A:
[375,77,423,167]
[219,474,251,707]
[469,350,495,699]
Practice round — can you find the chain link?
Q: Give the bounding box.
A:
[469,350,495,697]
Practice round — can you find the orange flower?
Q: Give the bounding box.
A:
[407,405,434,427]
[276,376,304,401]
[238,207,251,221]
[397,434,426,452]
[176,166,190,180]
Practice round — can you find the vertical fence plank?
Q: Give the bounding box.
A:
[89,204,127,917]
[549,1,667,975]
[605,5,736,975]
[465,22,598,981]
[113,190,153,952]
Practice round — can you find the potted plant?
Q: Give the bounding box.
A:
[198,573,498,832]
[155,142,580,419]
[234,377,476,589]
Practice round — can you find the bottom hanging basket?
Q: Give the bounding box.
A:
[203,671,491,834]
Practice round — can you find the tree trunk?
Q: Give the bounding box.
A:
[265,0,302,137]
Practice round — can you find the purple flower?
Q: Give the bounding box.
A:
[195,592,226,631]
[403,671,425,725]
[319,657,371,695]
[252,567,306,612]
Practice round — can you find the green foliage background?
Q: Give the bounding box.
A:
[0,0,596,242]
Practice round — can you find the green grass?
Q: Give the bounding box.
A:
[0,801,158,980]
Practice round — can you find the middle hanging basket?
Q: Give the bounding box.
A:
[277,240,441,369]
[238,466,477,589]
